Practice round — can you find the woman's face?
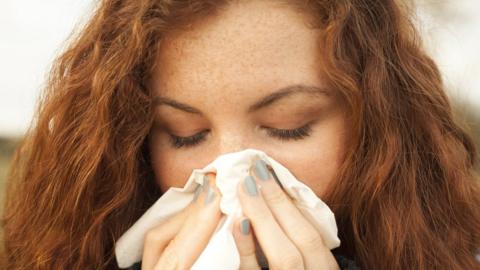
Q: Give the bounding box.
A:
[148,0,349,198]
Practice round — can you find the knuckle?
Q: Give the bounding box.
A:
[249,205,272,221]
[286,220,326,253]
[144,228,164,246]
[155,242,179,269]
[273,252,304,270]
[195,207,220,223]
[300,232,325,252]
[241,248,257,258]
[263,188,288,206]
[195,209,210,222]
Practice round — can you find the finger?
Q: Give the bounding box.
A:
[142,198,196,270]
[154,173,223,269]
[232,217,261,270]
[251,159,337,269]
[237,174,304,270]
[142,172,216,270]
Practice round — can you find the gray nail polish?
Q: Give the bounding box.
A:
[204,186,216,205]
[192,184,203,202]
[240,218,250,235]
[203,175,210,193]
[254,159,270,181]
[244,175,258,196]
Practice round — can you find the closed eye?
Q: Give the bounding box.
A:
[168,122,313,149]
[265,123,312,141]
[168,130,209,149]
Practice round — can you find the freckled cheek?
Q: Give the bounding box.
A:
[148,134,204,192]
[269,149,341,198]
[263,131,345,198]
[297,118,348,197]
[149,150,200,192]
[299,149,342,198]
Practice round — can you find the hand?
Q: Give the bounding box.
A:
[233,160,340,270]
[141,173,222,270]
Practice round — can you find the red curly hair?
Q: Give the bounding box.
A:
[1,0,479,269]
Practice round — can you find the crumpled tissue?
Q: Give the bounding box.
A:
[115,148,340,269]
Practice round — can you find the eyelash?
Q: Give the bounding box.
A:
[168,123,313,149]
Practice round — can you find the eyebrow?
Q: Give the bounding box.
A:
[152,84,328,115]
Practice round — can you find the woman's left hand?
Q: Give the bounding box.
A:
[232,159,340,270]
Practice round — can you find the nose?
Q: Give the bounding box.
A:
[215,129,252,156]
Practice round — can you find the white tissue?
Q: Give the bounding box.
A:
[115,148,341,269]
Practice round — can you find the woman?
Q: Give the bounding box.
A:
[1,0,479,269]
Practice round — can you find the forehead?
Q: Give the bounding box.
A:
[151,0,323,100]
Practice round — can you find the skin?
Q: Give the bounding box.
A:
[144,0,348,269]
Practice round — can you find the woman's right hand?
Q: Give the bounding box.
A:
[141,173,222,270]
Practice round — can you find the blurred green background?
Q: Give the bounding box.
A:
[0,138,19,215]
[0,138,20,215]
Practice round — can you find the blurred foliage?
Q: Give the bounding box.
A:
[0,136,20,177]
[0,137,21,215]
[453,102,480,168]
[0,137,19,158]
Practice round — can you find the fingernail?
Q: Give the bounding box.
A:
[254,159,270,181]
[244,175,258,196]
[204,186,216,205]
[192,184,203,202]
[203,175,210,193]
[240,218,250,235]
